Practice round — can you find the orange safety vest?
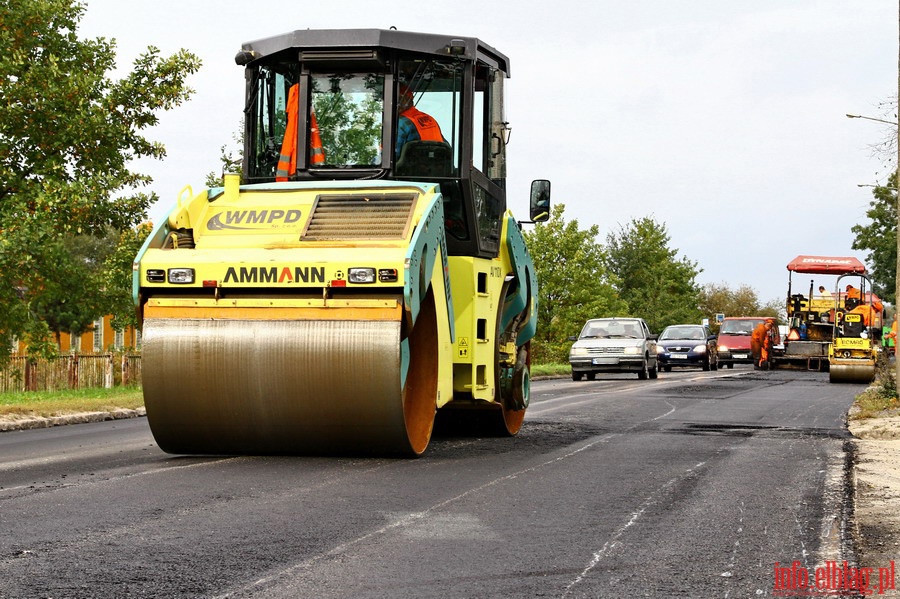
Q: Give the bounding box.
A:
[276,84,325,181]
[850,304,876,327]
[400,106,444,142]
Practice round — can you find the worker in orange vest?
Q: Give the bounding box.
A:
[849,303,876,327]
[276,83,325,180]
[885,315,897,353]
[395,84,445,160]
[751,319,776,369]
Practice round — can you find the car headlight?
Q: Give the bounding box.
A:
[692,345,707,353]
[717,344,729,352]
[623,346,641,355]
[570,347,587,357]
[656,346,666,354]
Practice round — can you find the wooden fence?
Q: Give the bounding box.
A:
[0,354,142,393]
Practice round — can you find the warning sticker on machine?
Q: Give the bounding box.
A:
[458,337,469,358]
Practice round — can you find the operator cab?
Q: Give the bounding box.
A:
[236,29,549,259]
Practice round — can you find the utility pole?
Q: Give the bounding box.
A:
[895,0,899,390]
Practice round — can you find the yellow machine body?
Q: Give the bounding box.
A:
[828,323,877,384]
[135,178,538,455]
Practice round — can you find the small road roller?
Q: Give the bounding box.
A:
[133,29,550,455]
[828,272,883,384]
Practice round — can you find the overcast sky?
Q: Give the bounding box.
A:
[79,0,897,305]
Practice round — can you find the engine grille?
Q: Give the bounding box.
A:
[302,193,417,240]
[587,347,626,354]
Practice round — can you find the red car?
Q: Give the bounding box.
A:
[716,317,769,368]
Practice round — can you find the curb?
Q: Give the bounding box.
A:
[0,408,147,432]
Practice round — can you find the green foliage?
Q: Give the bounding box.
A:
[605,216,702,333]
[851,172,897,304]
[699,282,781,331]
[0,0,200,364]
[29,234,111,341]
[313,76,381,165]
[204,122,243,187]
[524,204,626,363]
[99,222,154,332]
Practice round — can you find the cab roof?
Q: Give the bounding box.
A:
[238,28,510,74]
[786,255,867,274]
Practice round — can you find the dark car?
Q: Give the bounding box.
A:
[656,324,718,372]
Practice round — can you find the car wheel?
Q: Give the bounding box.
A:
[649,362,658,379]
[702,357,711,371]
[638,358,649,380]
[572,371,583,381]
[664,365,672,372]
[587,373,596,381]
[726,363,733,369]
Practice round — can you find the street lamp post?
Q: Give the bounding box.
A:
[844,40,900,388]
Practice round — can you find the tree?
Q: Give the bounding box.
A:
[851,172,897,304]
[313,75,381,165]
[99,222,154,334]
[29,232,115,345]
[0,0,201,362]
[523,204,626,364]
[698,282,782,332]
[204,123,243,188]
[605,216,702,333]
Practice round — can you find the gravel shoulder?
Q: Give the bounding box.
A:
[847,408,900,594]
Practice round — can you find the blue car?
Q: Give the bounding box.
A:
[656,324,718,372]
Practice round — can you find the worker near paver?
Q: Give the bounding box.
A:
[751,319,776,370]
[886,315,897,354]
[849,302,877,328]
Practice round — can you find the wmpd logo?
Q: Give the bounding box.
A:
[207,209,303,231]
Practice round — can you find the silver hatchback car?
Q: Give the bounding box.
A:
[569,317,659,381]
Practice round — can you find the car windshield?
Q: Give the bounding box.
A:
[582,320,642,339]
[719,320,759,335]
[661,326,704,341]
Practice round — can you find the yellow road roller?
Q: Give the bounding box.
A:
[133,29,550,455]
[828,272,883,384]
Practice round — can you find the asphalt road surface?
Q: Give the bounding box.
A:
[0,367,868,598]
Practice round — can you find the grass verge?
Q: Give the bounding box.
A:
[0,387,144,419]
[532,363,570,378]
[850,357,899,420]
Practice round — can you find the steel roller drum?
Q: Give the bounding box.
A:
[829,362,876,384]
[141,316,435,455]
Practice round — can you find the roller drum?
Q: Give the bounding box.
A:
[829,362,876,384]
[142,317,433,455]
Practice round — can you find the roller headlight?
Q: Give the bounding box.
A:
[348,267,376,284]
[168,268,195,284]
